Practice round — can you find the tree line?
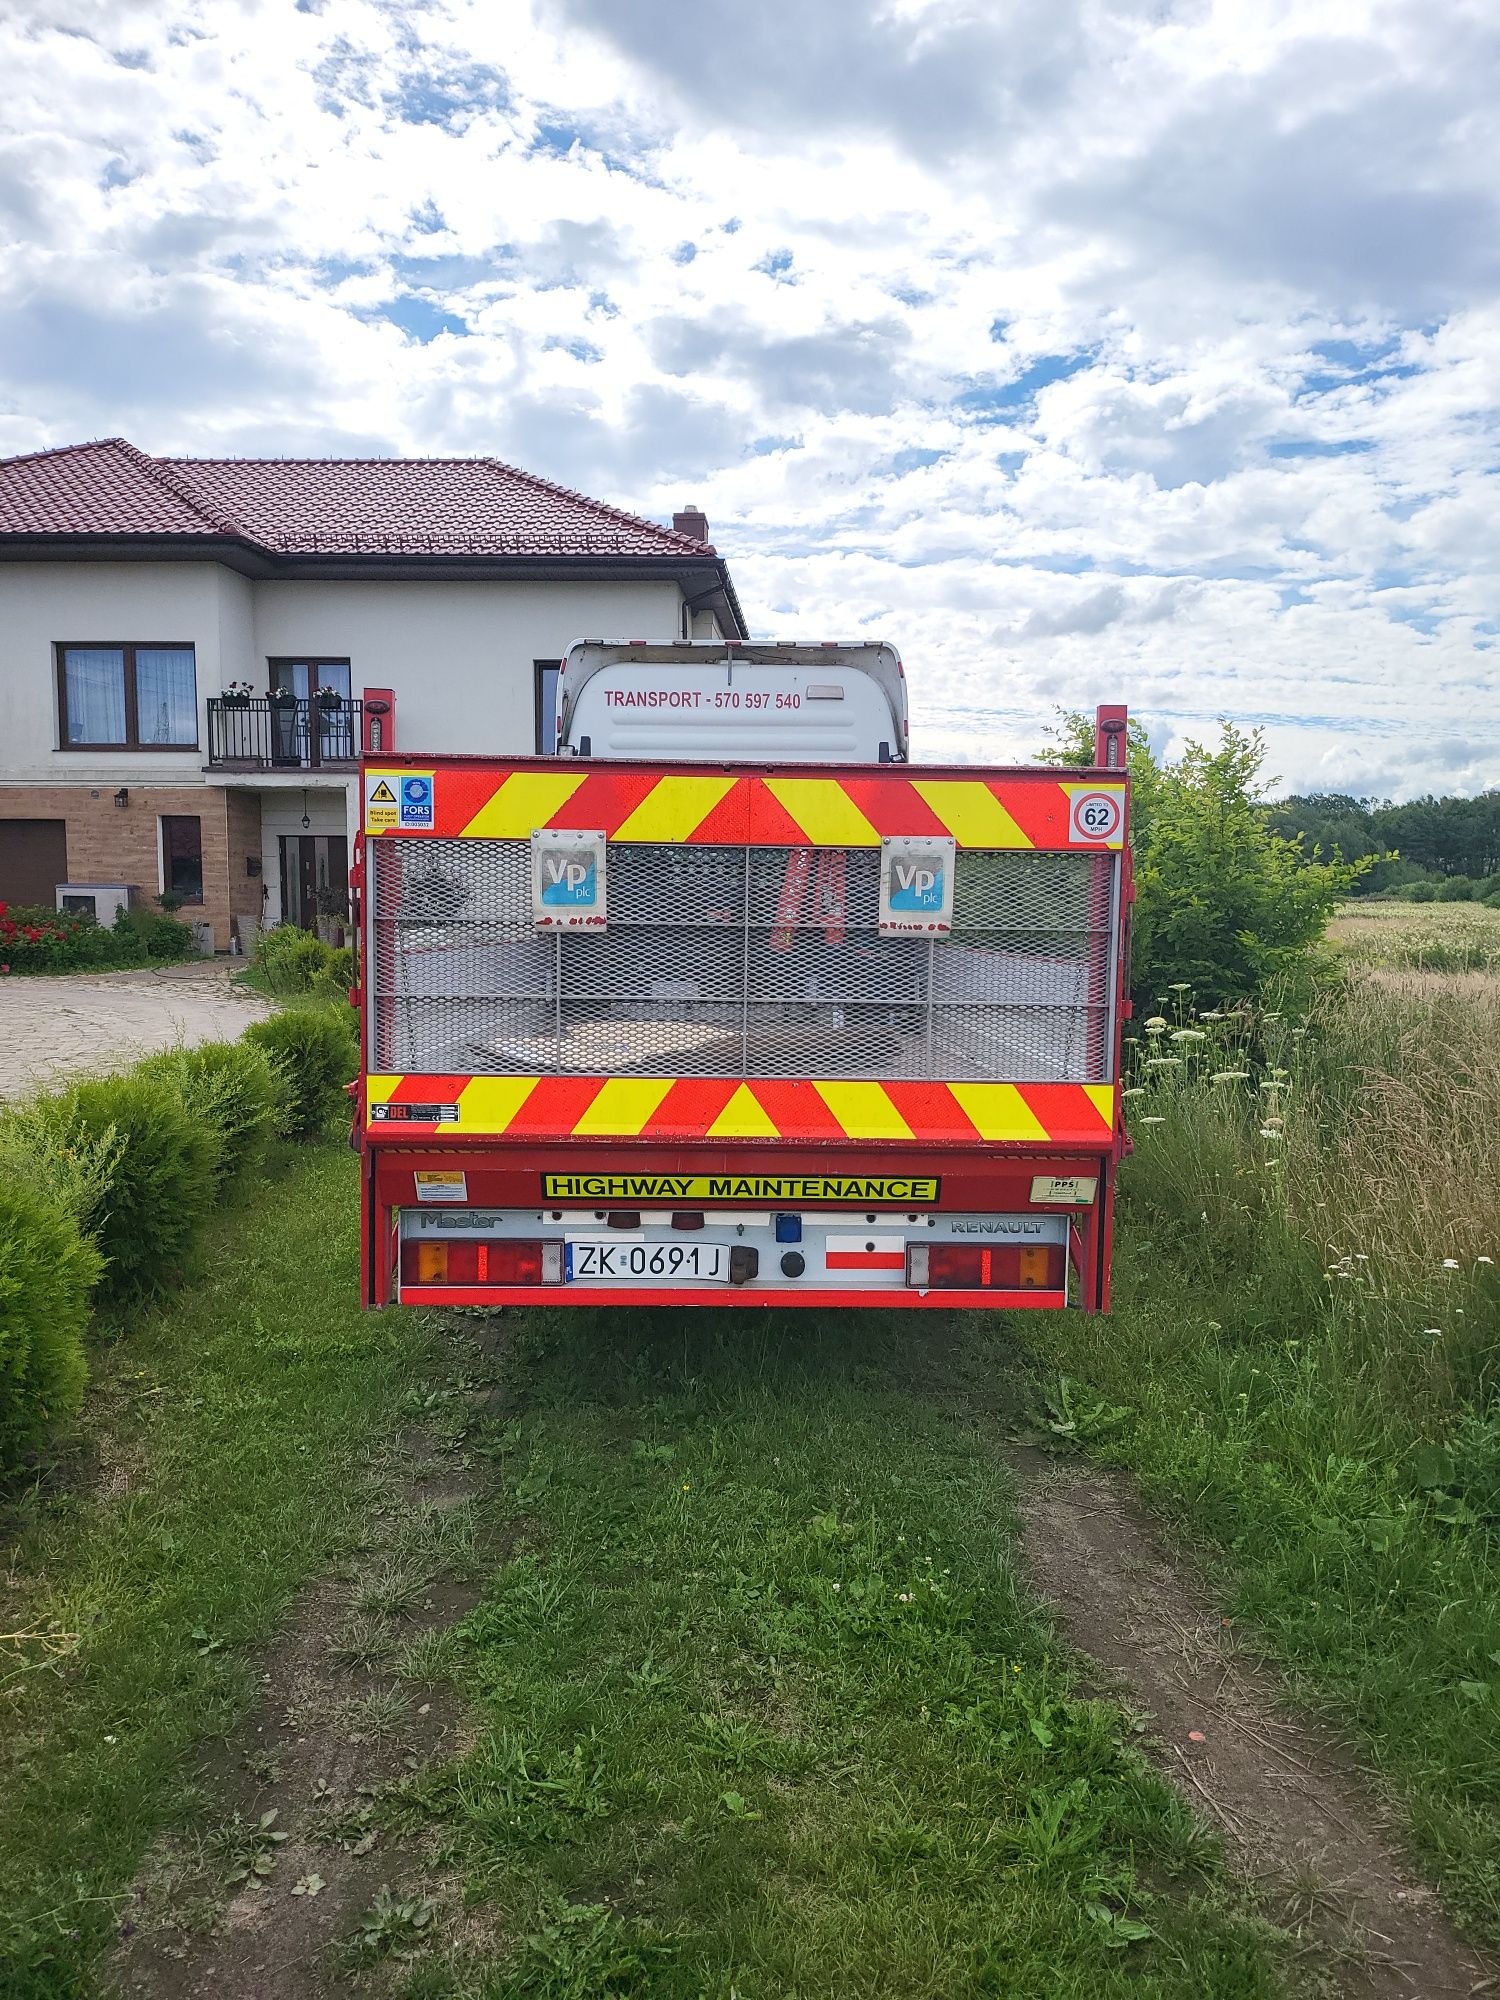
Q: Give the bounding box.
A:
[1267,790,1500,891]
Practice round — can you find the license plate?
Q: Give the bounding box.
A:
[565,1239,730,1283]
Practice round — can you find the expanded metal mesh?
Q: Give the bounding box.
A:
[369,838,1115,1082]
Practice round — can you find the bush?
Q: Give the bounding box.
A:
[51,1074,220,1311]
[1405,880,1437,902]
[254,924,332,994]
[0,1175,101,1472]
[1482,880,1500,908]
[0,903,124,974]
[1433,876,1477,902]
[0,1095,125,1234]
[325,945,355,992]
[245,1007,358,1137]
[112,903,197,961]
[139,1039,290,1187]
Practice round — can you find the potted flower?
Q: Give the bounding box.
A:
[314,683,345,712]
[222,679,254,706]
[268,684,298,708]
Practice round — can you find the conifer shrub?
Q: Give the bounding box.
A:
[0,1175,100,1472]
[245,1008,359,1137]
[139,1039,291,1187]
[52,1074,220,1311]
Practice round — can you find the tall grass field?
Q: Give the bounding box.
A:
[1033,903,1500,1940]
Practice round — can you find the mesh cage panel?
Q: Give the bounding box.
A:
[370,838,1115,1081]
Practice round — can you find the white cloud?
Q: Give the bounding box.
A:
[0,0,1497,797]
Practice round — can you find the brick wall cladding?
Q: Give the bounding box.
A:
[0,785,263,950]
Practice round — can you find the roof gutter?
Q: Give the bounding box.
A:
[0,534,750,632]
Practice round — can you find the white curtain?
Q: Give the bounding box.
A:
[64,648,126,744]
[135,649,197,745]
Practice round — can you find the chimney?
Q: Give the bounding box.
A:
[673,504,710,544]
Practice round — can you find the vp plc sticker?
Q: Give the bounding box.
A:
[532,827,607,929]
[879,834,955,937]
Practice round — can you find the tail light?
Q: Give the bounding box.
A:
[400,1238,562,1287]
[906,1242,1065,1291]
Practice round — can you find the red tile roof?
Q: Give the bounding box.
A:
[0,437,717,557]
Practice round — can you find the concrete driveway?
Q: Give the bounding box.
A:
[0,960,273,1101]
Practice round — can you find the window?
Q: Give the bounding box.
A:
[57,644,197,748]
[161,816,204,904]
[535,660,560,754]
[267,659,351,702]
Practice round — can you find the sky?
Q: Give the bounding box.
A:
[2,0,1498,799]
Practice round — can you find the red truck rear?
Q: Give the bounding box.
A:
[354,643,1131,1314]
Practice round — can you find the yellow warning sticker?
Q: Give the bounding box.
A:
[542,1173,940,1203]
[365,772,401,829]
[414,1170,468,1203]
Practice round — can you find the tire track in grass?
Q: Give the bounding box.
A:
[1007,1444,1497,2000]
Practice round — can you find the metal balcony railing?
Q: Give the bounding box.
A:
[206,696,362,771]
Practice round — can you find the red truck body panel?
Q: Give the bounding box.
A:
[355,727,1131,1316]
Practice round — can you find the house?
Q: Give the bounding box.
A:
[0,439,746,949]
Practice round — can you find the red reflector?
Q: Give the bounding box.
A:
[606,1211,641,1229]
[400,1238,544,1287]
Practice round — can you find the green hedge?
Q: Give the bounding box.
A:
[245,1007,359,1137]
[1,1008,359,1476]
[252,925,355,997]
[52,1077,220,1311]
[139,1040,291,1188]
[0,1177,101,1473]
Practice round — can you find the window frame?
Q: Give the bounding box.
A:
[534,658,561,755]
[54,642,200,752]
[265,657,353,699]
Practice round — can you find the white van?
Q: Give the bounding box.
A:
[554,640,910,764]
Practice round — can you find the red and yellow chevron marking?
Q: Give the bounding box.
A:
[363,765,1125,851]
[367,1074,1117,1147]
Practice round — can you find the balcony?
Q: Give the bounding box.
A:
[206,696,363,772]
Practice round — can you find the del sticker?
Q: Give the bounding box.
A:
[543,1173,940,1203]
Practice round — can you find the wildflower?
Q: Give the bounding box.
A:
[1258,1080,1285,1092]
[832,1581,841,1591]
[1140,1115,1165,1124]
[1145,1056,1182,1068]
[1122,1087,1148,1098]
[1012,1663,1022,1674]
[1258,1127,1282,1139]
[898,1593,914,1604]
[1442,1259,1460,1270]
[681,1482,691,1491]
[1198,1010,1223,1020]
[1479,1256,1495,1266]
[1210,1069,1250,1082]
[1167,982,1192,992]
[1144,1015,1167,1031]
[1171,1029,1207,1042]
[1424,1328,1442,1337]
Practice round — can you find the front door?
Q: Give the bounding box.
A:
[278,833,349,937]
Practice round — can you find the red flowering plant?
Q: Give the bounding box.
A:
[0,902,127,972]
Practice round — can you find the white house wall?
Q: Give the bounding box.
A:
[0,561,239,783]
[250,577,687,754]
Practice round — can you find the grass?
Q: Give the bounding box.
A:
[1327,896,1500,973]
[386,1309,1298,1999]
[0,1141,442,1999]
[1031,962,1500,1943]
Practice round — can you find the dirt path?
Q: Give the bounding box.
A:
[109,1339,506,1999]
[1008,1444,1496,2000]
[0,960,270,1099]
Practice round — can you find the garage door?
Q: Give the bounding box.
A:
[0,820,68,908]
